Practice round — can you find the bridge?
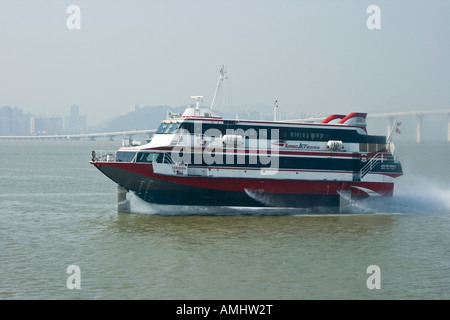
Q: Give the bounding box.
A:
[0,129,156,141]
[1,110,449,143]
[285,109,450,143]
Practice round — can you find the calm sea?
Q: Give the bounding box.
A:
[0,140,449,300]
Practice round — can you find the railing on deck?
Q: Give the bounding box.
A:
[90,150,119,162]
[360,152,384,179]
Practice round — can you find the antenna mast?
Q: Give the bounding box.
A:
[274,100,278,121]
[210,65,227,110]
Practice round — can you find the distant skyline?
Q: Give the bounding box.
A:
[1,0,449,126]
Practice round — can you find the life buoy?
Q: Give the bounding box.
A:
[360,155,368,163]
[197,137,207,146]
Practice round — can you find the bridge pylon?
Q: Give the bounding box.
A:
[416,115,424,144]
[448,113,450,143]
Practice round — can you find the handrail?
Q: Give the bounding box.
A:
[90,150,118,162]
[360,152,384,178]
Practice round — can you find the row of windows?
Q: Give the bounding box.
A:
[290,132,327,140]
[131,151,363,171]
[156,121,386,144]
[156,122,181,134]
[180,122,340,141]
[359,143,387,152]
[118,143,388,166]
[136,152,158,163]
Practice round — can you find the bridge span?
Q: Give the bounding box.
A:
[1,110,449,143]
[0,129,156,141]
[286,109,450,143]
[369,110,450,143]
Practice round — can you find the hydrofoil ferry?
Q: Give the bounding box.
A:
[90,68,403,211]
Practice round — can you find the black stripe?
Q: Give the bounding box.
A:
[180,121,385,143]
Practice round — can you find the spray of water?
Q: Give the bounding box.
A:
[123,192,310,216]
[121,173,450,216]
[347,175,450,214]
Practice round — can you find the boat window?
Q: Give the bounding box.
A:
[155,153,164,163]
[359,143,368,152]
[368,143,377,152]
[163,153,174,164]
[156,122,181,134]
[154,153,174,164]
[156,123,167,134]
[116,151,137,162]
[164,124,173,133]
[179,122,194,134]
[136,152,157,163]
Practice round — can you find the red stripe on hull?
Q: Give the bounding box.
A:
[92,162,394,197]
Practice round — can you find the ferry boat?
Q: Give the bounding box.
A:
[90,68,403,211]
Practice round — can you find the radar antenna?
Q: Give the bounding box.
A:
[190,96,204,110]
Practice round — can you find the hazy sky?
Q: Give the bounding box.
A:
[1,0,449,126]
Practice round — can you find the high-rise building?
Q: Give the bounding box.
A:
[31,115,63,135]
[0,106,32,136]
[64,105,87,133]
